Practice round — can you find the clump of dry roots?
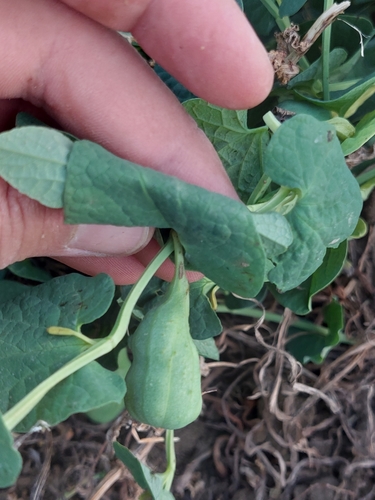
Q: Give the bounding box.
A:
[197,316,375,499]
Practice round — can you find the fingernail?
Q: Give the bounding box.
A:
[66,225,152,256]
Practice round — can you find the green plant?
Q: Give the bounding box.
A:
[124,232,202,431]
[1,0,375,497]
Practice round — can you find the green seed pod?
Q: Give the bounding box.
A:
[125,238,202,430]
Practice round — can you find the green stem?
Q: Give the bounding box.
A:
[215,304,329,336]
[322,0,334,101]
[263,111,282,133]
[259,0,290,31]
[329,79,361,92]
[247,173,272,205]
[3,238,174,432]
[162,429,176,491]
[248,186,299,215]
[356,167,375,186]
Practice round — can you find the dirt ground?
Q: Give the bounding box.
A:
[2,206,375,500]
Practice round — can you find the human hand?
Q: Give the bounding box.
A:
[0,0,273,283]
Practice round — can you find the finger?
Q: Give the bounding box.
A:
[0,0,237,272]
[2,0,237,197]
[132,0,274,109]
[59,0,274,109]
[0,179,152,270]
[58,238,203,285]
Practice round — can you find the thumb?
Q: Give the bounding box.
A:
[0,179,152,269]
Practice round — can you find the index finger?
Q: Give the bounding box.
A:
[59,0,274,109]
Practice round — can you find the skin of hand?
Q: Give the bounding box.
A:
[0,0,273,283]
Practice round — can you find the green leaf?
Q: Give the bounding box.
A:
[193,337,220,360]
[309,241,348,298]
[243,0,277,41]
[328,117,356,141]
[350,217,368,238]
[264,115,361,292]
[360,177,375,201]
[252,212,293,258]
[0,126,72,208]
[184,99,269,202]
[268,241,347,314]
[329,15,374,61]
[114,442,175,500]
[0,281,29,303]
[279,0,308,17]
[0,412,22,488]
[286,301,343,364]
[63,140,266,297]
[338,37,375,83]
[295,75,375,118]
[189,279,222,340]
[329,20,375,84]
[8,259,52,282]
[18,362,126,432]
[15,112,48,128]
[86,348,130,424]
[341,109,375,156]
[288,48,348,91]
[0,273,121,430]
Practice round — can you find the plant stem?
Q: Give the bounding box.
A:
[248,186,299,215]
[263,111,282,133]
[259,0,290,31]
[215,304,329,336]
[247,173,272,205]
[3,238,174,432]
[163,430,176,491]
[356,167,375,186]
[352,159,375,177]
[322,0,334,100]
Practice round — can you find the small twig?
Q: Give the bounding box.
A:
[88,464,128,500]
